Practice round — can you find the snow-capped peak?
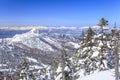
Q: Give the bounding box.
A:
[10,28,39,42]
[30,28,39,35]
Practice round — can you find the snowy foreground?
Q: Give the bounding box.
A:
[80,69,114,80]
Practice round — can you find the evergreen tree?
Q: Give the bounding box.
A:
[111,24,119,80]
[72,25,113,78]
[72,27,98,78]
[86,27,94,42]
[55,44,73,80]
[98,18,108,43]
[98,18,108,27]
[96,18,110,70]
[19,60,29,80]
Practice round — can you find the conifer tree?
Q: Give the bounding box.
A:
[56,44,73,80]
[19,60,29,80]
[96,18,110,70]
[112,23,119,80]
[98,18,108,43]
[72,27,98,77]
[86,27,94,42]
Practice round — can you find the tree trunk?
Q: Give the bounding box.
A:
[114,33,119,80]
[61,47,65,80]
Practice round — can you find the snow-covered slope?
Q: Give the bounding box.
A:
[5,28,79,52]
[10,28,54,51]
[0,27,80,69]
[80,69,115,80]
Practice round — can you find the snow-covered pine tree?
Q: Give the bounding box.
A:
[55,44,73,80]
[44,65,55,80]
[111,23,119,80]
[106,25,117,69]
[72,23,113,78]
[81,27,99,74]
[50,58,59,80]
[98,18,108,42]
[95,18,110,70]
[72,27,98,78]
[19,59,30,80]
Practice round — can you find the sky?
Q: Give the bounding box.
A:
[0,0,119,27]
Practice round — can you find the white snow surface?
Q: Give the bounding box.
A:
[26,57,38,63]
[91,50,99,58]
[29,65,43,69]
[99,41,103,47]
[0,64,7,67]
[80,69,115,80]
[65,42,79,48]
[56,66,62,73]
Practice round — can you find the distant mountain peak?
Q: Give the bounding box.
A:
[30,28,39,34]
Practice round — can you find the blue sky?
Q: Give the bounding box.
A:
[0,0,119,27]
